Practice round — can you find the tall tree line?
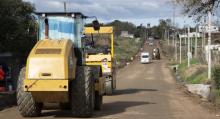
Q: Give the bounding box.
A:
[176,0,220,20]
[105,20,137,37]
[0,0,36,59]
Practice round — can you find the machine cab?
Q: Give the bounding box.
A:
[36,12,85,48]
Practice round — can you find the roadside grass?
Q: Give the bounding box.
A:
[178,59,188,73]
[179,58,199,73]
[213,65,220,89]
[186,68,208,84]
[209,88,220,106]
[178,58,209,84]
[162,40,210,84]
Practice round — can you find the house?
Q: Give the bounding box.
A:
[120,31,134,38]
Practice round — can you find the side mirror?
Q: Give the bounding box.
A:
[93,20,100,31]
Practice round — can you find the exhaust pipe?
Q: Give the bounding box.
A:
[45,18,49,39]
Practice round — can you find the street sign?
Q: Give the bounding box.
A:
[187,52,192,59]
[198,25,219,33]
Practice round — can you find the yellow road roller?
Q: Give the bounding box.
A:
[84,27,116,95]
[17,12,104,117]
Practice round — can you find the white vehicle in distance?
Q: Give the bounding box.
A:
[148,36,154,46]
[149,42,154,46]
[148,36,154,41]
[140,52,150,64]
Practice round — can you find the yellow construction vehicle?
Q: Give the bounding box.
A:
[16,12,104,117]
[84,27,116,95]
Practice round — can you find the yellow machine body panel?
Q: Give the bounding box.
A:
[84,27,113,34]
[24,80,68,91]
[85,54,112,75]
[27,57,65,80]
[86,54,111,62]
[24,39,76,92]
[32,91,69,103]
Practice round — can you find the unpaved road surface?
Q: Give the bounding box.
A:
[0,43,219,119]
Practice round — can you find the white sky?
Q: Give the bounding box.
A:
[24,0,196,27]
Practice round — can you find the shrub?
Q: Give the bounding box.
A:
[213,65,220,89]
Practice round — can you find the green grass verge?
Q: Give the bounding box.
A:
[179,58,199,72]
[186,69,207,84]
[178,58,209,84]
[213,89,220,105]
[209,60,220,105]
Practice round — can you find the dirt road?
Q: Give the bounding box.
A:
[0,44,219,119]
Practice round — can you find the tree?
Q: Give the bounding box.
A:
[0,0,36,60]
[105,20,137,37]
[150,19,172,39]
[176,0,220,20]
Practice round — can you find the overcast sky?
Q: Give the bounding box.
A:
[24,0,195,27]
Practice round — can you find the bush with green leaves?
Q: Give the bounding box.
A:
[213,65,220,89]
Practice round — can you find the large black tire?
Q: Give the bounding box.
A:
[94,91,103,110]
[17,67,43,117]
[59,103,70,110]
[71,66,94,117]
[112,60,117,90]
[91,67,103,110]
[105,77,113,95]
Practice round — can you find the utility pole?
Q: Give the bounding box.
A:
[202,25,205,51]
[188,26,191,67]
[172,3,176,47]
[175,33,178,61]
[173,32,175,46]
[202,18,206,51]
[147,23,150,39]
[168,29,170,45]
[195,25,198,58]
[162,28,166,40]
[173,0,178,61]
[208,11,212,80]
[184,27,187,45]
[184,27,187,57]
[64,2,67,12]
[172,1,177,61]
[145,28,147,40]
[172,0,177,62]
[184,21,187,45]
[180,36,182,64]
[191,37,193,53]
